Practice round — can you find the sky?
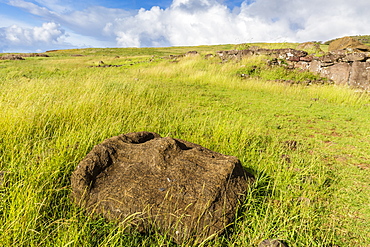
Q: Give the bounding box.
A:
[0,0,370,53]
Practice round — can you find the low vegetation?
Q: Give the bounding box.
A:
[0,43,369,246]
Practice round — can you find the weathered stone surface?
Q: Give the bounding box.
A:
[329,49,347,56]
[308,60,322,74]
[320,62,351,86]
[299,56,313,62]
[272,48,308,61]
[295,61,310,70]
[217,48,307,62]
[71,131,253,244]
[348,61,370,90]
[343,52,368,62]
[319,53,343,63]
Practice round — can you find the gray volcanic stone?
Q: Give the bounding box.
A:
[320,62,351,86]
[349,61,370,89]
[71,131,254,244]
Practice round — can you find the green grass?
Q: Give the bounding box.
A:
[0,45,369,246]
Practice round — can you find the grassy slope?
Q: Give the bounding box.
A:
[0,45,369,246]
[323,35,370,46]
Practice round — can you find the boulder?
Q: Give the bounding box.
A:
[276,48,307,60]
[294,61,310,70]
[71,131,254,244]
[342,52,368,62]
[328,36,370,52]
[318,53,343,64]
[185,51,199,56]
[320,62,351,86]
[205,54,214,59]
[348,61,370,90]
[308,60,322,74]
[299,56,313,62]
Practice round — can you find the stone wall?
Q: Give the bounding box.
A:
[217,48,370,90]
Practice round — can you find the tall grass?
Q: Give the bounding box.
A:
[0,50,369,246]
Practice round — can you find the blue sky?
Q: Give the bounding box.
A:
[0,0,369,53]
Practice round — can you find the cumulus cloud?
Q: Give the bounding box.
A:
[8,0,56,17]
[8,0,132,40]
[95,0,370,47]
[0,22,66,52]
[106,0,296,47]
[3,0,370,52]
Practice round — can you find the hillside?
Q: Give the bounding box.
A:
[324,34,370,45]
[0,43,369,246]
[353,35,370,45]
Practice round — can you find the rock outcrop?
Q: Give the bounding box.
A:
[298,51,370,89]
[71,131,254,244]
[0,54,25,60]
[217,48,308,62]
[217,46,370,90]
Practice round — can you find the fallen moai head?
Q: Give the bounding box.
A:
[71,131,254,244]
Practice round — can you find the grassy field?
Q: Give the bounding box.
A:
[0,44,369,246]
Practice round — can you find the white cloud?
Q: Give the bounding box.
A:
[62,6,132,38]
[8,0,56,17]
[107,0,298,47]
[0,22,66,52]
[100,0,370,47]
[7,0,132,39]
[2,0,370,52]
[33,0,74,13]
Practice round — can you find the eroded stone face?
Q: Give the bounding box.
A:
[349,61,370,89]
[321,62,351,86]
[71,131,254,244]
